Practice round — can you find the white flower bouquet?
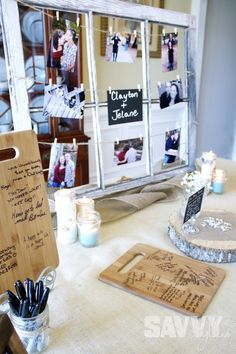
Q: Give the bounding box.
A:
[181,170,210,195]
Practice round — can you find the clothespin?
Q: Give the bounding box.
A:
[133,29,137,37]
[176,75,180,82]
[139,133,143,141]
[76,16,80,27]
[73,138,77,150]
[56,11,59,21]
[162,28,165,36]
[116,137,119,145]
[174,27,178,35]
[109,26,112,35]
[49,78,52,86]
[137,84,141,92]
[53,138,57,146]
[81,83,84,91]
[108,86,112,94]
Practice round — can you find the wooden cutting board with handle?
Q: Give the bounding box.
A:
[99,243,225,317]
[0,130,59,294]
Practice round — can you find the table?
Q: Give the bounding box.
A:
[45,159,236,354]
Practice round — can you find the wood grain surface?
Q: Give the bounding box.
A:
[99,243,225,317]
[0,130,59,294]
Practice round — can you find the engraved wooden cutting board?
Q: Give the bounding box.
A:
[0,130,59,293]
[99,243,225,317]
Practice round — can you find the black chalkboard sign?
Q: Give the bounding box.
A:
[183,187,205,224]
[107,89,143,125]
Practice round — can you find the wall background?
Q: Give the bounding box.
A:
[196,0,236,159]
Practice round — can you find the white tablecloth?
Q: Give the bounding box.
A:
[45,159,236,354]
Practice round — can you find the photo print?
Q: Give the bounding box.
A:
[163,128,181,166]
[48,142,78,188]
[43,84,85,119]
[113,137,143,166]
[158,79,183,109]
[105,30,138,63]
[161,32,178,72]
[47,15,80,91]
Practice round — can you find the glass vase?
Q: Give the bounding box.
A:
[9,306,49,354]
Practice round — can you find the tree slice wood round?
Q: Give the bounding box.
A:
[168,209,236,263]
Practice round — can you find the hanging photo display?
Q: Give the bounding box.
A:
[113,137,143,165]
[48,142,78,188]
[47,17,80,90]
[158,79,183,109]
[107,89,142,125]
[163,128,181,166]
[105,30,138,63]
[161,31,178,72]
[43,84,85,119]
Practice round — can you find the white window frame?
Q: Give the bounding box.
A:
[0,0,197,198]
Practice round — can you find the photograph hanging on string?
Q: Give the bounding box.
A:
[47,142,78,188]
[161,32,178,72]
[46,15,80,90]
[113,137,143,166]
[43,84,85,119]
[105,30,138,63]
[158,79,183,109]
[100,1,164,59]
[162,128,181,167]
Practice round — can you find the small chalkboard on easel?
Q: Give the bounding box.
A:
[183,187,205,224]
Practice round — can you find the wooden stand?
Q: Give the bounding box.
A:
[0,131,59,294]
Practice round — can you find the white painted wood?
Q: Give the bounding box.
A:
[85,12,105,189]
[191,0,208,111]
[0,0,31,130]
[142,20,152,176]
[21,0,194,28]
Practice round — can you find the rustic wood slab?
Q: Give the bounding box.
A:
[0,131,59,294]
[168,209,236,263]
[99,243,225,317]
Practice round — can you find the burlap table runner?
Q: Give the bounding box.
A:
[95,173,185,223]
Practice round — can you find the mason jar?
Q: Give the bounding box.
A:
[9,306,49,354]
[212,169,227,194]
[77,210,101,247]
[76,196,94,216]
